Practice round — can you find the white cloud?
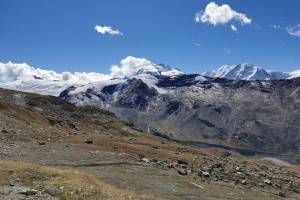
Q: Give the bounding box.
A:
[0,57,167,84]
[0,56,183,87]
[287,24,300,37]
[0,62,110,84]
[110,56,183,78]
[230,24,238,32]
[94,25,123,36]
[195,2,251,28]
[110,56,157,78]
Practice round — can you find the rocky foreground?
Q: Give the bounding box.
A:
[0,88,300,199]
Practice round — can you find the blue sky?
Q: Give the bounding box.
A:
[0,0,300,74]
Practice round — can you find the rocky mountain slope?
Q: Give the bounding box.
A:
[60,74,300,164]
[0,88,300,199]
[1,59,300,164]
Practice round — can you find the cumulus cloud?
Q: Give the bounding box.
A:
[0,56,183,87]
[195,2,251,30]
[110,56,183,78]
[0,62,62,82]
[110,56,157,78]
[0,62,110,84]
[94,25,123,36]
[287,24,300,37]
[0,58,162,84]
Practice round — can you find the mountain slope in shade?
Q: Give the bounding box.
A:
[202,63,300,80]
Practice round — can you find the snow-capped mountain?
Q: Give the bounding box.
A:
[1,57,300,163]
[202,63,299,80]
[289,69,300,79]
[55,59,300,163]
[60,71,300,163]
[0,58,299,97]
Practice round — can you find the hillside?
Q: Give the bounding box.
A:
[60,74,300,164]
[0,88,300,199]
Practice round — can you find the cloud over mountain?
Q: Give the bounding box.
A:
[111,56,183,78]
[0,57,183,96]
[111,57,158,78]
[0,56,182,85]
[0,62,110,84]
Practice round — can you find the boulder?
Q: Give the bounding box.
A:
[84,139,93,144]
[201,171,210,177]
[18,189,38,196]
[38,141,46,145]
[264,178,272,185]
[178,169,188,176]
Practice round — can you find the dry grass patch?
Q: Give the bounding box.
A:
[0,160,157,200]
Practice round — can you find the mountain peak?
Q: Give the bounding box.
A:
[226,63,270,80]
[203,64,297,80]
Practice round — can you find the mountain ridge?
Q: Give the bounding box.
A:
[60,74,300,163]
[203,63,300,80]
[1,59,300,96]
[1,59,300,164]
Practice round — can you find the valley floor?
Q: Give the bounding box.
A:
[2,140,299,200]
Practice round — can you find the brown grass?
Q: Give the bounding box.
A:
[0,160,157,200]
